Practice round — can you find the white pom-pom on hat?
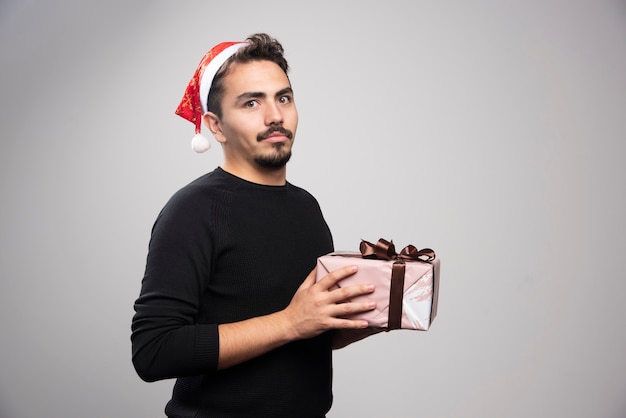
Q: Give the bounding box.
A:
[191,133,211,153]
[175,41,248,153]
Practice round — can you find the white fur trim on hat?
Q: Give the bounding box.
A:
[199,42,248,114]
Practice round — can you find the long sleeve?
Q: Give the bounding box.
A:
[131,187,219,382]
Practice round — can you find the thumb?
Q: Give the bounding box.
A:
[297,267,317,291]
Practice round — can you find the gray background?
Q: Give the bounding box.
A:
[1,1,625,417]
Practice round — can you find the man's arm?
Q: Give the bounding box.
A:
[217,265,376,369]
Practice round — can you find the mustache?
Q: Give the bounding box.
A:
[257,125,294,141]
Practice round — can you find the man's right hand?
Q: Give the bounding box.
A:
[282,265,377,340]
[217,265,375,370]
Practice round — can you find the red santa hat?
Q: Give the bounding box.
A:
[175,41,248,153]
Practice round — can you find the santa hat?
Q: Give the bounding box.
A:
[175,41,248,153]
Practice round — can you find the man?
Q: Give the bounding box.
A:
[132,33,377,418]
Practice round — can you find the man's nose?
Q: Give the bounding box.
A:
[264,101,284,125]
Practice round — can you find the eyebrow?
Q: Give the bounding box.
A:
[235,87,294,104]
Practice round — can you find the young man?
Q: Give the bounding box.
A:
[132,33,377,418]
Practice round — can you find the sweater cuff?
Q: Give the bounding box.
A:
[193,323,220,373]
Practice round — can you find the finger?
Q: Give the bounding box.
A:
[328,282,375,304]
[316,265,358,290]
[331,299,376,317]
[327,317,370,330]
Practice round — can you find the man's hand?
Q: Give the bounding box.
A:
[282,265,377,340]
[217,265,375,370]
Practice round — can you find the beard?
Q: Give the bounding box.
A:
[254,143,292,168]
[254,125,294,168]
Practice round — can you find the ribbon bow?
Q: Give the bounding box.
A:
[358,238,435,330]
[359,238,435,262]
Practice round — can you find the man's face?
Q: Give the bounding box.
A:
[209,60,298,170]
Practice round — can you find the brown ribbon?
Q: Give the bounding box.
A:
[359,238,435,263]
[359,239,435,330]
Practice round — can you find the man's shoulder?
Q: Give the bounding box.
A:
[286,182,320,205]
[180,169,229,194]
[159,169,231,216]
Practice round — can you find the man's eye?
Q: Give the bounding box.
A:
[245,100,259,108]
[279,96,291,104]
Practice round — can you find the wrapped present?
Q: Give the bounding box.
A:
[315,238,440,330]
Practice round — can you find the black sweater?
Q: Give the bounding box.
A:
[132,168,335,418]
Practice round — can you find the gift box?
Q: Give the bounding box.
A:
[315,238,440,330]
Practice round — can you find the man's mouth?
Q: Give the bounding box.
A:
[258,127,293,142]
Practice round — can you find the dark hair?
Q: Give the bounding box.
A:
[207,33,290,119]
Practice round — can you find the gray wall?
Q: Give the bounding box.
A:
[1,1,625,417]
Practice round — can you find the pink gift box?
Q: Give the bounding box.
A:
[315,239,440,330]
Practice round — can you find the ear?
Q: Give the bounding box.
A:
[203,112,226,144]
